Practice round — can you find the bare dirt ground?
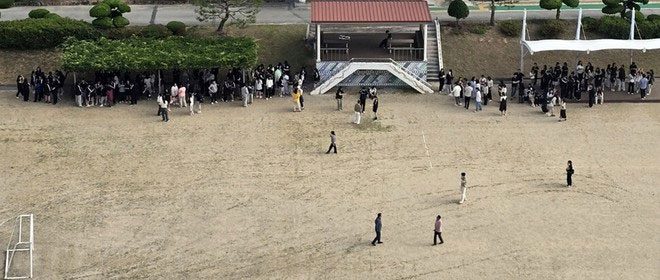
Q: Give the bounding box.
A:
[0,90,658,279]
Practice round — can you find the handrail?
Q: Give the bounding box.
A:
[434,18,444,71]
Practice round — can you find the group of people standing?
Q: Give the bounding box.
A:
[339,86,379,125]
[15,67,66,105]
[524,61,654,102]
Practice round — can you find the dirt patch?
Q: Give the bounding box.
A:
[0,91,658,279]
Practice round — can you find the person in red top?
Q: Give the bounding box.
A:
[434,215,443,245]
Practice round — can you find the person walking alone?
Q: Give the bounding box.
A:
[353,101,362,124]
[459,172,467,204]
[325,131,337,154]
[566,161,574,187]
[371,213,383,246]
[433,215,444,245]
[158,95,169,122]
[372,95,379,120]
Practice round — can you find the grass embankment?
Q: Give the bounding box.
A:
[0,25,314,85]
[441,21,660,80]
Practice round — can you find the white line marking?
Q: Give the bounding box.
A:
[421,130,433,169]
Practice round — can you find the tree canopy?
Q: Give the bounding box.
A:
[448,0,470,26]
[194,0,262,33]
[62,37,258,72]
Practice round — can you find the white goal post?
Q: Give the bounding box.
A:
[4,214,34,280]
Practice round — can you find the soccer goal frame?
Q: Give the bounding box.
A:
[4,214,34,280]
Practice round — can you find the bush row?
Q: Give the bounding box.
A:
[497,15,659,39]
[0,17,101,49]
[0,16,188,49]
[583,14,660,39]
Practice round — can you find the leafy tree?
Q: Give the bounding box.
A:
[602,0,649,19]
[194,0,262,34]
[90,0,131,29]
[540,0,578,20]
[447,0,470,27]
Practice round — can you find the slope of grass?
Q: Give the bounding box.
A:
[441,21,660,81]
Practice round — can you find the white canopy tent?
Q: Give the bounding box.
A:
[519,9,660,69]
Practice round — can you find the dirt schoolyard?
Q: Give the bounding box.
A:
[0,91,658,279]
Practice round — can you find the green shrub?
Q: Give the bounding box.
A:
[597,16,629,39]
[624,10,645,21]
[447,0,470,25]
[44,13,61,19]
[468,24,489,35]
[92,17,114,29]
[648,14,660,21]
[103,0,123,8]
[538,19,567,38]
[0,0,14,9]
[113,16,130,28]
[28,8,50,19]
[602,5,623,15]
[498,20,521,37]
[118,3,131,13]
[166,21,187,36]
[90,3,111,18]
[140,24,172,38]
[0,18,101,49]
[582,16,598,32]
[104,26,142,39]
[636,18,660,39]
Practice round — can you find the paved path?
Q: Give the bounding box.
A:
[1,3,659,25]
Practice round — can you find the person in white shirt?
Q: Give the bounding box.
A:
[241,85,249,107]
[452,83,462,106]
[189,92,195,116]
[265,76,274,99]
[158,95,169,122]
[474,88,483,112]
[254,78,263,99]
[281,74,290,96]
[464,84,473,110]
[170,84,179,106]
[208,81,218,104]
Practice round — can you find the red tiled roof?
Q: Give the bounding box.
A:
[311,0,432,24]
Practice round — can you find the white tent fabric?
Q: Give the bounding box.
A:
[522,38,660,54]
[520,9,660,55]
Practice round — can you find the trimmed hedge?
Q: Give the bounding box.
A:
[166,21,186,36]
[498,20,521,37]
[113,16,130,28]
[90,3,111,18]
[0,18,101,49]
[92,17,114,29]
[44,13,61,19]
[538,19,567,38]
[597,16,630,39]
[141,24,173,38]
[648,14,660,21]
[28,8,50,19]
[104,26,142,39]
[0,0,14,9]
[582,16,598,32]
[62,37,258,72]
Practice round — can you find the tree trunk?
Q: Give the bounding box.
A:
[456,18,460,28]
[490,0,495,26]
[216,5,231,34]
[556,7,561,20]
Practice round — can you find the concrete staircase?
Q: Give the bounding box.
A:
[311,59,434,95]
[426,20,442,83]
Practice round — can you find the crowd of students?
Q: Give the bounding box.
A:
[155,61,316,122]
[436,61,654,121]
[15,67,67,104]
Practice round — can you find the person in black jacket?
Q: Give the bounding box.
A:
[566,161,574,187]
[372,213,383,246]
[372,95,379,120]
